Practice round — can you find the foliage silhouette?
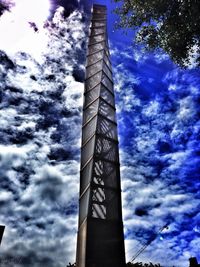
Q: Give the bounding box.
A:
[114,0,200,68]
[0,2,8,16]
[66,262,163,267]
[126,262,162,267]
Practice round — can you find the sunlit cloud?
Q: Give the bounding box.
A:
[0,0,51,60]
[0,7,87,266]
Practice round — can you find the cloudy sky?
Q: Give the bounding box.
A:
[0,0,199,266]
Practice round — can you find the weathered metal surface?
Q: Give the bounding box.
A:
[76,5,126,267]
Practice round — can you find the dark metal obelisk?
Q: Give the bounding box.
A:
[0,225,5,246]
[76,4,126,267]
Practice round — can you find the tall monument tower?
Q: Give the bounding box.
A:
[76,4,126,267]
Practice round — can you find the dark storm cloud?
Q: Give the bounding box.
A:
[111,43,200,265]
[0,7,88,266]
[52,0,78,11]
[51,0,92,17]
[79,0,93,12]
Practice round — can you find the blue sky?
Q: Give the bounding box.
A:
[84,2,200,264]
[105,1,200,264]
[0,0,199,266]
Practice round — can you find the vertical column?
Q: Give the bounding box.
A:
[0,225,5,246]
[76,5,126,267]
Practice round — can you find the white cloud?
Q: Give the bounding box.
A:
[0,0,51,62]
[177,96,196,120]
[0,6,87,266]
